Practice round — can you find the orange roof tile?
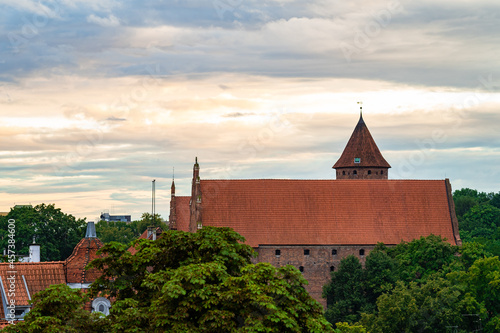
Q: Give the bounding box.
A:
[197,179,457,247]
[0,262,66,319]
[333,115,391,169]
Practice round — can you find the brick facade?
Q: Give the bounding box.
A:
[254,245,375,307]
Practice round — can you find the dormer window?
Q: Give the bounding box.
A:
[354,158,361,163]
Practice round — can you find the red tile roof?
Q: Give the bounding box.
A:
[65,237,105,284]
[0,262,66,319]
[333,115,391,169]
[196,179,457,247]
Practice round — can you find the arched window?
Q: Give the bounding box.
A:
[381,170,384,175]
[330,266,335,272]
[342,171,346,175]
[353,170,357,175]
[299,266,304,272]
[359,249,365,256]
[92,297,111,316]
[368,170,372,175]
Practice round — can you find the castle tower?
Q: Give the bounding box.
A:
[333,112,391,179]
[169,180,177,230]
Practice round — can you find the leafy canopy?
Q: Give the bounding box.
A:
[88,226,332,332]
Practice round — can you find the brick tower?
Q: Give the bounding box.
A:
[333,110,391,179]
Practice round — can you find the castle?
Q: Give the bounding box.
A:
[169,112,461,306]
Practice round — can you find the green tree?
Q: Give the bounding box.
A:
[387,234,457,282]
[0,204,86,261]
[459,204,500,256]
[1,284,106,333]
[360,278,485,333]
[323,255,367,325]
[95,220,137,244]
[88,227,332,332]
[364,249,398,306]
[128,212,167,237]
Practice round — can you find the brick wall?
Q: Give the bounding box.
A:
[336,168,388,179]
[253,245,376,307]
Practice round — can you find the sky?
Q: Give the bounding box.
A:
[0,0,499,221]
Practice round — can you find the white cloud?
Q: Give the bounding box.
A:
[86,14,120,27]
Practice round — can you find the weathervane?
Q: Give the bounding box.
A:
[357,101,363,117]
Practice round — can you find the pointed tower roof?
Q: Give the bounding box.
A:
[333,114,391,169]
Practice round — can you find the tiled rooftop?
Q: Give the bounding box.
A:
[65,237,105,284]
[0,262,66,319]
[179,179,459,247]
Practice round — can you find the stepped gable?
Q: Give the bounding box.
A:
[65,222,105,284]
[197,179,460,247]
[174,196,191,232]
[333,114,391,169]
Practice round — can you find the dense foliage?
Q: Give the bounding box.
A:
[453,188,500,255]
[6,227,332,332]
[0,204,86,261]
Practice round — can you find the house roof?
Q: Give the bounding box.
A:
[333,114,391,169]
[188,179,458,247]
[128,227,164,255]
[65,237,105,284]
[0,262,66,319]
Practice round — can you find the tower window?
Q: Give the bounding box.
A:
[368,170,372,175]
[304,249,310,256]
[353,170,357,175]
[359,249,365,256]
[275,249,281,256]
[299,266,304,272]
[330,266,335,272]
[332,249,337,255]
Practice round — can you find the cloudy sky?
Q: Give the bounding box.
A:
[1,0,499,221]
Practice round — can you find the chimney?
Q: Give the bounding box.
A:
[147,226,157,241]
[29,243,40,263]
[85,221,97,238]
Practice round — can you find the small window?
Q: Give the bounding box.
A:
[354,157,361,163]
[299,266,304,272]
[304,249,310,255]
[99,304,105,312]
[368,170,372,175]
[330,266,335,272]
[332,249,337,255]
[353,170,357,175]
[342,171,345,175]
[381,170,384,175]
[275,249,281,256]
[359,249,365,256]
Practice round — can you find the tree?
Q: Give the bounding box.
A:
[323,255,367,325]
[386,234,458,283]
[95,220,137,244]
[0,204,86,261]
[364,249,398,306]
[459,204,500,256]
[88,227,332,332]
[360,277,486,333]
[1,284,105,333]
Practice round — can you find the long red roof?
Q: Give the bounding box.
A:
[178,179,459,247]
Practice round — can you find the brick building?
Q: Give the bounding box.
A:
[169,113,461,306]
